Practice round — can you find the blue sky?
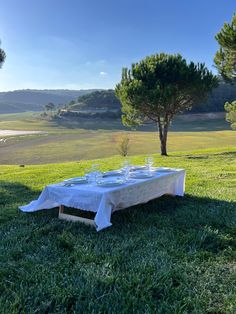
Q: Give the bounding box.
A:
[0,0,235,91]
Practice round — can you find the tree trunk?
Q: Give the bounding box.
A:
[157,120,168,156]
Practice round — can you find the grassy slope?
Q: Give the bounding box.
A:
[0,149,236,313]
[0,112,235,164]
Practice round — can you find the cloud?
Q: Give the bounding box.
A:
[100,71,108,76]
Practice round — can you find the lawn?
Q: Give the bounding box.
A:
[0,112,235,164]
[0,148,235,313]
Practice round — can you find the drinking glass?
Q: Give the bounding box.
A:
[91,164,100,172]
[123,167,130,182]
[85,172,94,185]
[145,157,154,171]
[85,164,100,185]
[121,160,130,181]
[95,171,103,184]
[122,160,130,169]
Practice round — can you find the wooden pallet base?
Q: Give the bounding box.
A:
[58,205,95,227]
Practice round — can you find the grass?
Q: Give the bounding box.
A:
[0,112,235,164]
[0,148,236,313]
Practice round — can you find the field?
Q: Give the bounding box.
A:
[0,112,235,164]
[0,148,235,313]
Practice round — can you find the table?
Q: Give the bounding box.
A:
[19,168,185,231]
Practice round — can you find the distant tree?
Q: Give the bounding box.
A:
[214,13,236,129]
[225,100,236,129]
[68,100,76,107]
[214,13,236,82]
[0,40,6,68]
[115,53,218,155]
[45,102,55,112]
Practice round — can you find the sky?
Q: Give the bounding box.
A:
[0,0,235,91]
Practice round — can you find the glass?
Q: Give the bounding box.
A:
[123,167,130,182]
[145,157,154,171]
[85,164,101,185]
[121,160,130,181]
[91,164,100,172]
[85,173,94,185]
[95,171,103,184]
[122,159,130,169]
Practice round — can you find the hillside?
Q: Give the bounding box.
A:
[0,89,100,114]
[59,89,121,119]
[65,82,236,114]
[68,89,121,111]
[0,82,235,115]
[192,81,236,113]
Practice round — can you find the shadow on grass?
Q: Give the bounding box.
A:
[109,194,236,255]
[171,150,236,159]
[1,180,235,244]
[0,181,57,224]
[1,179,233,242]
[112,193,235,228]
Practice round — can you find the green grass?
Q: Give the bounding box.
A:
[0,112,235,164]
[0,148,236,313]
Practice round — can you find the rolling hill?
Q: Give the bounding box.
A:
[0,82,235,115]
[64,83,236,114]
[0,89,100,114]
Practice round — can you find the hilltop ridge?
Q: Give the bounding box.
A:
[0,89,101,114]
[0,82,236,115]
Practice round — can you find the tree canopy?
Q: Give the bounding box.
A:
[225,100,236,129]
[0,40,6,68]
[115,53,218,155]
[214,13,236,82]
[45,102,55,111]
[214,13,236,130]
[73,90,121,110]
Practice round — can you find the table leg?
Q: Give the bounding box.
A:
[59,205,64,213]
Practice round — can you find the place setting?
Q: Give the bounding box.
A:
[58,157,176,189]
[59,162,128,188]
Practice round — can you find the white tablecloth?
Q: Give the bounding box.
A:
[19,169,185,231]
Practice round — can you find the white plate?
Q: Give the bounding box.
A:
[103,171,123,177]
[156,168,174,172]
[130,166,147,171]
[97,180,125,187]
[64,177,88,184]
[130,172,154,179]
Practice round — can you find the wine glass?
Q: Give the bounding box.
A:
[122,160,130,169]
[91,164,100,172]
[85,164,100,185]
[145,157,154,171]
[121,160,130,181]
[95,171,103,184]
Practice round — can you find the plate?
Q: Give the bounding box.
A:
[156,167,174,173]
[130,172,154,179]
[102,170,123,177]
[97,179,125,187]
[130,166,147,171]
[64,177,88,184]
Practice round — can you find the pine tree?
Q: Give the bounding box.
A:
[214,13,236,82]
[0,40,6,68]
[214,13,236,129]
[115,53,218,155]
